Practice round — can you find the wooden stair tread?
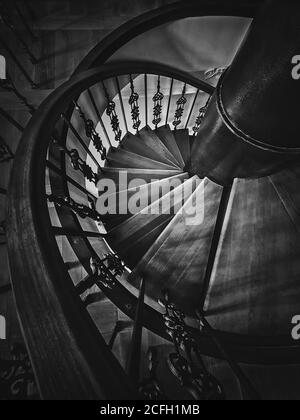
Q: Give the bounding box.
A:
[106,148,177,170]
[121,131,180,168]
[118,218,173,268]
[155,125,186,168]
[174,129,191,165]
[129,178,223,314]
[204,177,300,336]
[106,177,198,266]
[136,126,182,169]
[100,173,189,231]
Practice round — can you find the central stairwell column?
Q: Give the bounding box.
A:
[188,0,300,185]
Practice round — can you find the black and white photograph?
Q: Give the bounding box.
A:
[0,0,300,403]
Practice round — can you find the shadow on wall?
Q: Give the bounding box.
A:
[108,16,251,81]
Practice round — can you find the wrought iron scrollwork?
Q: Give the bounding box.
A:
[105,253,126,276]
[160,291,225,401]
[192,96,211,136]
[139,347,166,400]
[53,138,99,184]
[69,149,98,184]
[0,135,14,163]
[74,102,107,160]
[152,76,164,129]
[47,194,101,222]
[173,83,187,129]
[90,253,125,290]
[129,75,141,133]
[102,82,122,142]
[0,343,39,400]
[0,74,35,115]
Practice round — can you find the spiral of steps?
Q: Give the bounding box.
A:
[93,118,300,335]
[2,0,300,401]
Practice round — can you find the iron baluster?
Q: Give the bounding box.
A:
[90,253,125,290]
[61,113,101,170]
[139,347,166,400]
[47,194,102,223]
[0,6,38,64]
[73,101,107,160]
[102,81,122,143]
[152,75,164,129]
[0,135,14,163]
[115,77,129,134]
[165,78,174,125]
[129,75,141,133]
[52,139,99,185]
[160,291,225,401]
[144,74,148,127]
[173,83,187,129]
[46,160,98,201]
[69,149,98,185]
[87,89,112,149]
[192,96,211,136]
[104,253,126,276]
[185,89,199,129]
[0,73,35,115]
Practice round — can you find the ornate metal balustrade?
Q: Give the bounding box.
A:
[159,291,225,400]
[74,101,107,160]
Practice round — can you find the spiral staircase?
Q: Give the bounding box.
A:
[1,0,300,401]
